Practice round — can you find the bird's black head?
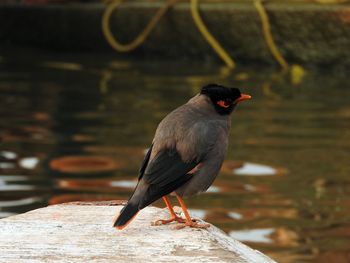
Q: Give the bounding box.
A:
[201,84,251,115]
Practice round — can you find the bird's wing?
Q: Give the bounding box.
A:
[143,119,223,187]
[137,148,198,209]
[143,148,198,187]
[138,144,153,180]
[137,119,229,208]
[176,126,229,197]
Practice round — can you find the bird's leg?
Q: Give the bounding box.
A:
[175,194,210,229]
[152,196,186,225]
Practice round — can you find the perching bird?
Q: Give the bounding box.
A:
[114,84,251,229]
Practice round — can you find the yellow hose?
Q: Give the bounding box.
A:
[254,0,289,71]
[102,0,178,52]
[102,0,236,69]
[190,0,235,69]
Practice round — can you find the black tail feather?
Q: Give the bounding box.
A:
[139,173,192,209]
[114,173,192,229]
[113,202,139,229]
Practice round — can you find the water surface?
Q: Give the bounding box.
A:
[1,48,350,263]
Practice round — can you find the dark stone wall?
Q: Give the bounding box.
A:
[1,2,350,65]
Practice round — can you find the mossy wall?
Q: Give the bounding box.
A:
[1,1,350,65]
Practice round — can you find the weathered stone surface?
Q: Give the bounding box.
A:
[0,202,276,263]
[0,1,350,65]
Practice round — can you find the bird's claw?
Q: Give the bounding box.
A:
[152,215,186,226]
[175,221,210,230]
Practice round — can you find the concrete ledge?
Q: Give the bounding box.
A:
[0,201,276,262]
[0,1,350,65]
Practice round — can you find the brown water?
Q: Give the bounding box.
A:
[1,48,350,262]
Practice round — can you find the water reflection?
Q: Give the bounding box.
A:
[0,184,35,191]
[0,151,18,160]
[234,162,279,176]
[188,209,207,220]
[110,180,137,189]
[230,228,275,243]
[230,227,299,247]
[1,48,350,263]
[50,156,118,174]
[205,185,220,193]
[48,194,121,205]
[43,61,83,71]
[0,197,42,207]
[222,160,287,177]
[0,163,15,169]
[19,157,39,170]
[228,211,243,220]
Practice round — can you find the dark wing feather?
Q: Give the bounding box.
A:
[138,148,198,209]
[139,173,193,209]
[143,148,197,187]
[138,144,153,180]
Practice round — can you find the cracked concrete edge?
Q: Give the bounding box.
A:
[0,202,277,263]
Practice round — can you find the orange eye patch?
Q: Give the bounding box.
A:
[217,100,230,108]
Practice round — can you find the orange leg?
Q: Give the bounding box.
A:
[175,193,210,229]
[153,196,185,225]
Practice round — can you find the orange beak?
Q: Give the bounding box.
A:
[234,94,252,104]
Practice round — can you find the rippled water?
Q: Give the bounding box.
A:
[1,48,350,262]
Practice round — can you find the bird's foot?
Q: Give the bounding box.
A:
[175,220,210,230]
[152,215,186,226]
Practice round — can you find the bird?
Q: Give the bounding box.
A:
[114,84,251,230]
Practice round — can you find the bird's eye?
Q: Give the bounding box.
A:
[217,100,231,108]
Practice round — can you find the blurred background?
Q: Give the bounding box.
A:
[1,0,350,262]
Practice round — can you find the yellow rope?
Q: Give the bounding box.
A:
[102,0,178,52]
[254,0,289,71]
[102,0,235,69]
[190,0,235,69]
